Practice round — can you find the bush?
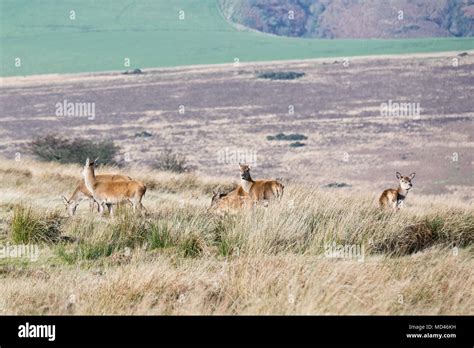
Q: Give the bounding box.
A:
[289,142,306,148]
[324,182,351,188]
[257,71,305,80]
[28,134,119,165]
[123,68,143,75]
[267,133,308,141]
[134,130,153,138]
[153,149,189,173]
[10,205,62,244]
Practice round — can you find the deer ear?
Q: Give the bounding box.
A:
[85,158,90,166]
[62,195,68,205]
[409,172,416,180]
[396,172,402,180]
[94,157,99,165]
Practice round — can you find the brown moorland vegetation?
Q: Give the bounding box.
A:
[0,159,472,315]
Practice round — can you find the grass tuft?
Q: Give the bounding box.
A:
[10,204,62,244]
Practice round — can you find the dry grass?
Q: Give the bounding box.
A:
[0,158,472,315]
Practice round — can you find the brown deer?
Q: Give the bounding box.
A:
[62,174,132,216]
[211,185,251,211]
[82,158,146,216]
[239,164,284,206]
[379,172,416,210]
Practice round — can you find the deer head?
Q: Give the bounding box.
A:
[396,172,415,191]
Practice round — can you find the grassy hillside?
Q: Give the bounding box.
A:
[0,159,472,314]
[1,0,473,76]
[220,0,474,39]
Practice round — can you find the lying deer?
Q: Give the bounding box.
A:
[379,172,416,210]
[239,164,284,206]
[82,158,146,216]
[62,174,132,216]
[211,185,251,211]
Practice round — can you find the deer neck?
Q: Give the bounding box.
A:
[70,186,85,202]
[241,176,254,194]
[397,186,409,200]
[83,166,97,197]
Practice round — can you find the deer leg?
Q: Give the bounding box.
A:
[138,201,147,216]
[107,204,114,217]
[392,201,398,212]
[98,202,105,216]
[89,199,100,213]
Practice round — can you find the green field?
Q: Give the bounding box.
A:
[1,0,473,77]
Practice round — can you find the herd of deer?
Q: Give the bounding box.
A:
[62,158,415,216]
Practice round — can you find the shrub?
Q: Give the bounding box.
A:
[289,141,305,148]
[134,131,153,138]
[324,182,351,188]
[267,133,307,141]
[153,149,189,173]
[123,68,143,75]
[28,134,119,165]
[10,205,62,244]
[257,71,305,80]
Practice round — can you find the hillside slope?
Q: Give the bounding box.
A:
[1,0,473,76]
[220,0,474,38]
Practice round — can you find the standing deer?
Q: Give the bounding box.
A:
[239,164,284,206]
[82,158,146,216]
[62,174,132,216]
[379,172,416,210]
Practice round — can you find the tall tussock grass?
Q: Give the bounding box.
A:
[375,210,474,256]
[10,204,62,244]
[9,187,471,263]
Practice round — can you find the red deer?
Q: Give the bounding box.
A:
[379,172,415,210]
[82,158,146,216]
[239,164,284,206]
[62,174,132,216]
[211,185,251,211]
